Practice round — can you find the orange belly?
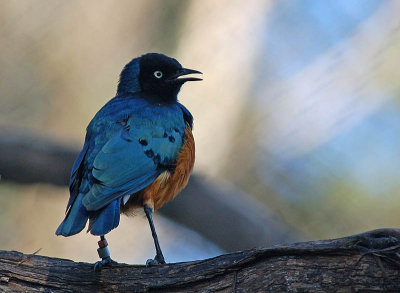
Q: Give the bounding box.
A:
[121,124,195,214]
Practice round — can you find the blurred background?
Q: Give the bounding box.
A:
[1,0,400,264]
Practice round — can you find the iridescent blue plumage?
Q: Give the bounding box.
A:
[56,53,198,237]
[56,95,190,236]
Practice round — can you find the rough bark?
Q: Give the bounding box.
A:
[1,229,399,292]
[0,130,300,251]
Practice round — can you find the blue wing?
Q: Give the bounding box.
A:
[83,98,185,205]
[56,96,187,236]
[82,103,185,211]
[66,139,89,212]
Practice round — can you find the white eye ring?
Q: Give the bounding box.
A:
[154,71,163,79]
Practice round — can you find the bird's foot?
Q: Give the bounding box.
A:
[94,238,117,272]
[94,257,118,272]
[146,254,166,266]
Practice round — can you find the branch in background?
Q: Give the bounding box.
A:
[1,229,400,292]
[0,130,75,186]
[0,130,300,251]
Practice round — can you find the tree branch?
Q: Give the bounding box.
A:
[1,229,399,292]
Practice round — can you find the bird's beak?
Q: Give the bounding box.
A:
[170,68,203,83]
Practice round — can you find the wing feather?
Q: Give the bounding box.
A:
[82,107,185,211]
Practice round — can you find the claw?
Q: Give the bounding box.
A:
[146,254,166,267]
[94,260,103,272]
[94,257,117,272]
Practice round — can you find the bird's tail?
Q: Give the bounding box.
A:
[87,198,121,236]
[56,193,88,236]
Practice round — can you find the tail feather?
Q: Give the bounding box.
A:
[88,198,121,236]
[56,193,88,236]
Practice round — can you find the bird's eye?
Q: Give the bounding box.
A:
[154,71,163,79]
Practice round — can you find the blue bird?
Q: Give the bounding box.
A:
[56,53,201,271]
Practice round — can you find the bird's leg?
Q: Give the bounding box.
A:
[144,204,166,266]
[93,235,117,272]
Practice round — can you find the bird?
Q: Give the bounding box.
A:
[55,53,201,271]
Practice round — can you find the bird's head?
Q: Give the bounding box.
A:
[117,53,202,102]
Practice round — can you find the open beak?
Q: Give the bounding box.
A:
[170,68,203,83]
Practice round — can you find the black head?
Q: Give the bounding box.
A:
[117,53,202,102]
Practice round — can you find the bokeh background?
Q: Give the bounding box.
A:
[1,0,400,264]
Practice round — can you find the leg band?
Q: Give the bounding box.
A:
[97,246,110,259]
[98,239,108,248]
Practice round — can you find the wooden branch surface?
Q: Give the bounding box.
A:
[1,229,400,292]
[0,130,300,251]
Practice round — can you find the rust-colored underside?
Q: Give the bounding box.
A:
[121,124,195,214]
